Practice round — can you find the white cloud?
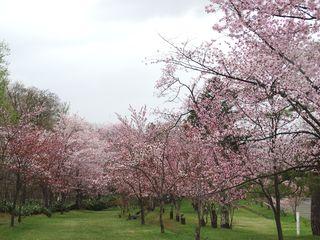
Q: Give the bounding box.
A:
[0,0,216,123]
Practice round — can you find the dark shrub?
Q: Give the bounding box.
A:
[83,195,118,211]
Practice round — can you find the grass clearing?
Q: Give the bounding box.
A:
[0,201,318,240]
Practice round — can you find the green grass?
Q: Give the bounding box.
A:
[0,201,318,240]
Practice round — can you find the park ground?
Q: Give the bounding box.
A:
[0,201,319,240]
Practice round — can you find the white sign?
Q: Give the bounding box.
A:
[296,212,300,236]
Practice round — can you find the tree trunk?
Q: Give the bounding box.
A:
[221,205,230,229]
[59,193,66,215]
[262,175,284,240]
[120,195,127,216]
[139,199,145,225]
[195,200,202,240]
[17,203,22,223]
[18,182,26,223]
[48,190,54,209]
[201,216,206,226]
[170,205,174,220]
[274,210,284,240]
[4,172,9,201]
[41,184,49,209]
[292,203,297,222]
[75,189,83,209]
[209,203,217,228]
[311,186,320,235]
[174,198,181,222]
[10,173,21,227]
[229,206,235,229]
[274,174,284,240]
[159,199,165,233]
[148,196,155,211]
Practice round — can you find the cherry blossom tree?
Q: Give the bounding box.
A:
[2,109,48,226]
[177,119,246,240]
[46,115,109,211]
[155,0,320,236]
[108,106,188,233]
[106,108,153,225]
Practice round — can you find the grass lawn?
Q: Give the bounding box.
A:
[0,201,319,240]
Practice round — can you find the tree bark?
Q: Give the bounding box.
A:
[221,205,230,229]
[120,195,128,216]
[170,205,174,220]
[147,196,155,211]
[209,203,217,228]
[3,172,9,201]
[41,184,49,209]
[174,198,181,222]
[59,193,66,215]
[48,190,54,209]
[18,182,26,223]
[139,198,145,225]
[75,188,83,209]
[274,210,284,240]
[10,173,21,227]
[195,200,202,240]
[274,174,284,240]
[17,203,22,223]
[261,175,284,240]
[311,186,320,235]
[159,199,165,233]
[230,206,235,229]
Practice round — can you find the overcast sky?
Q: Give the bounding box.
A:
[0,0,215,124]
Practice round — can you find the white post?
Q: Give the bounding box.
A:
[296,212,300,236]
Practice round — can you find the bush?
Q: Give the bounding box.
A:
[18,200,52,217]
[0,200,12,213]
[42,207,52,217]
[20,201,43,216]
[83,195,118,211]
[51,202,70,213]
[83,198,106,211]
